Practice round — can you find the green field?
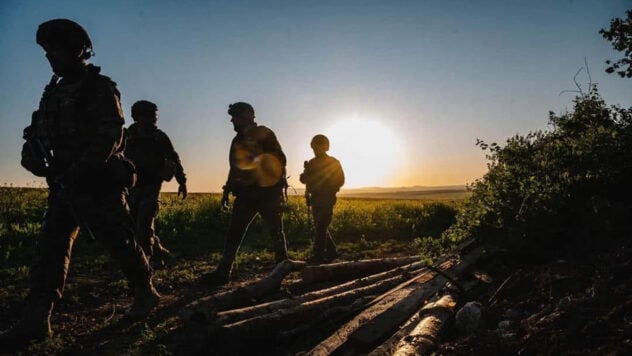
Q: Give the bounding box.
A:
[0,186,464,270]
[0,186,465,353]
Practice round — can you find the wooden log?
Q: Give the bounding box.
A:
[308,245,488,355]
[218,272,419,341]
[218,259,431,325]
[301,256,423,284]
[369,276,482,356]
[392,294,457,356]
[182,259,306,324]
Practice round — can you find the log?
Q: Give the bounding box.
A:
[182,259,306,324]
[218,272,421,341]
[301,256,423,284]
[218,259,431,325]
[308,245,488,355]
[392,294,457,356]
[368,278,482,356]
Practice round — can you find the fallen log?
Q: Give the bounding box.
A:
[301,255,423,284]
[182,259,306,324]
[392,294,457,356]
[369,274,484,356]
[218,259,435,325]
[308,245,488,355]
[218,272,423,341]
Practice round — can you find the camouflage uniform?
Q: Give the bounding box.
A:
[0,19,158,349]
[204,103,288,285]
[300,135,345,263]
[124,121,187,263]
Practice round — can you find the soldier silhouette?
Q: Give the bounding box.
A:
[201,102,289,286]
[125,100,187,268]
[0,19,159,349]
[300,134,345,264]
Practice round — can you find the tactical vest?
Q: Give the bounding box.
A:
[228,125,286,190]
[125,125,170,186]
[29,69,120,171]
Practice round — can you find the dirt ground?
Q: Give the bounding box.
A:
[1,240,631,355]
[436,242,632,355]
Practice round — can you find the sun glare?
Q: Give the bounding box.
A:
[324,118,404,188]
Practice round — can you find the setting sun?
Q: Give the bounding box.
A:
[325,118,404,188]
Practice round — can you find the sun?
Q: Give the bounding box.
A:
[324,118,404,188]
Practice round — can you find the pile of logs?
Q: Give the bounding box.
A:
[179,243,491,355]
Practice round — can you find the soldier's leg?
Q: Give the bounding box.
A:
[259,189,288,263]
[146,185,171,267]
[310,205,329,262]
[322,206,338,261]
[203,195,258,285]
[85,191,157,318]
[0,192,78,347]
[129,185,160,258]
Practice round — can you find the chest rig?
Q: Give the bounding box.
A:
[30,75,96,157]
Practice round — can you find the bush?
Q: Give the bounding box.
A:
[445,87,632,251]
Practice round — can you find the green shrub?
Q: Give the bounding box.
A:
[445,87,632,251]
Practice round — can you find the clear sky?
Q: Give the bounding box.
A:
[1,0,631,192]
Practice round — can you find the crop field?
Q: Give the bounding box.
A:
[0,186,465,354]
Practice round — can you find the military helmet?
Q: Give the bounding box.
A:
[228,102,255,117]
[311,134,330,151]
[131,100,158,121]
[36,19,94,59]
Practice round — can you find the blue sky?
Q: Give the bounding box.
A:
[1,0,631,191]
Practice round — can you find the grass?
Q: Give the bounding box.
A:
[0,186,465,354]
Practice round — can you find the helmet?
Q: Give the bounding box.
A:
[310,134,330,151]
[131,100,158,121]
[36,19,93,59]
[228,102,255,117]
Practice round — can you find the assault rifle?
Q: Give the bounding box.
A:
[27,135,96,241]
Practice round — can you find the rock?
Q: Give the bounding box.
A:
[501,308,522,320]
[455,301,483,334]
[497,320,512,330]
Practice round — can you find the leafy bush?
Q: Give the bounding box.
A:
[445,88,632,251]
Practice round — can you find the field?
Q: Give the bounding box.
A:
[0,186,463,354]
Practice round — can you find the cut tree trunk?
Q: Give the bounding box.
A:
[218,259,431,325]
[301,256,423,284]
[218,270,432,341]
[392,294,457,356]
[308,245,488,355]
[182,259,306,324]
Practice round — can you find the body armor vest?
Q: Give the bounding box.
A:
[30,76,94,169]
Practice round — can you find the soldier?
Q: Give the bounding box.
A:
[125,100,187,268]
[201,102,289,286]
[0,19,159,348]
[300,134,345,264]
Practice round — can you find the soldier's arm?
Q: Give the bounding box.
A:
[158,131,187,185]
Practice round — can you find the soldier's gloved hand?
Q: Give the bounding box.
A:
[178,183,188,201]
[221,190,230,211]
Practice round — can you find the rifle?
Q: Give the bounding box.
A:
[27,135,96,241]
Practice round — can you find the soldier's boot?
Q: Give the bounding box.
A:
[200,257,233,287]
[0,300,53,350]
[308,236,327,265]
[274,237,289,264]
[125,283,161,321]
[275,248,289,264]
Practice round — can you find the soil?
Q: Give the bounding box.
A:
[437,241,632,355]
[1,241,630,355]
